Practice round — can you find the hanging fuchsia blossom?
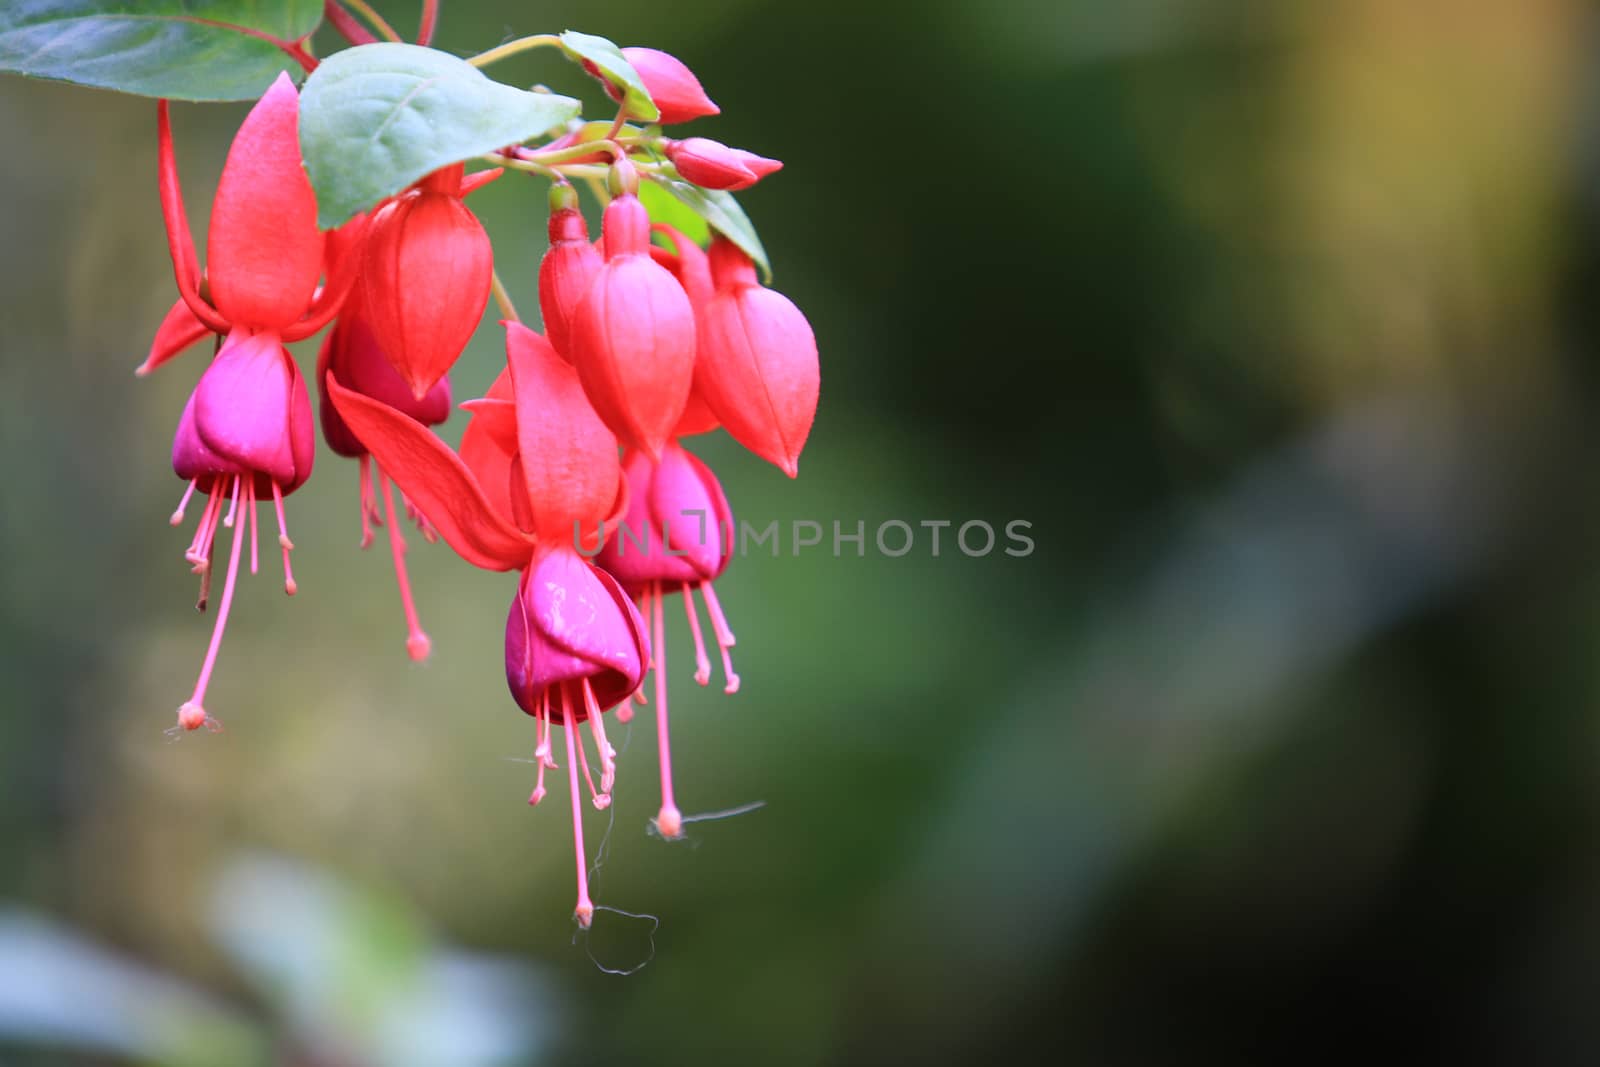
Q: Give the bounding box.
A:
[153,74,357,733]
[316,230,451,662]
[328,321,643,928]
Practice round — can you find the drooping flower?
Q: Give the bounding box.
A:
[569,170,697,458]
[169,329,316,732]
[696,237,820,477]
[154,74,355,732]
[666,137,783,191]
[537,183,602,362]
[596,440,738,838]
[328,321,644,928]
[597,47,719,124]
[359,163,495,400]
[316,249,451,662]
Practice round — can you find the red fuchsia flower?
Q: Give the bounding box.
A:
[593,47,719,124]
[536,183,602,362]
[316,237,451,663]
[327,321,644,929]
[696,237,821,477]
[666,137,783,191]
[596,441,737,839]
[570,166,697,459]
[154,74,356,732]
[359,163,495,401]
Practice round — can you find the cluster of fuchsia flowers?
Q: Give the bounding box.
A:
[142,43,818,927]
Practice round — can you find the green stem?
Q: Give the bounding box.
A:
[490,269,519,322]
[468,34,562,68]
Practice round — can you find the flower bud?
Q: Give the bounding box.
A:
[667,138,781,191]
[697,238,819,477]
[359,172,493,401]
[537,185,603,362]
[569,194,696,458]
[602,47,719,124]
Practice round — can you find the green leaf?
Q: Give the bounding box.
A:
[644,173,771,280]
[0,0,321,101]
[299,43,581,228]
[558,30,658,123]
[639,180,709,246]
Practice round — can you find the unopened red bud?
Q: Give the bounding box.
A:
[538,187,603,362]
[697,238,819,477]
[667,138,759,190]
[608,47,720,125]
[360,171,493,401]
[570,195,696,458]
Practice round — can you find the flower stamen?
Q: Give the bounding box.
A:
[651,582,684,839]
[699,581,741,694]
[681,580,712,686]
[176,475,246,733]
[271,481,297,596]
[562,685,596,928]
[170,479,197,526]
[379,468,431,661]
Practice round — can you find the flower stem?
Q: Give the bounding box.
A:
[467,34,561,68]
[322,0,376,45]
[490,269,519,322]
[340,0,402,42]
[416,0,438,46]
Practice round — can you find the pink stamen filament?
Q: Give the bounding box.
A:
[221,477,240,528]
[170,479,197,526]
[177,474,247,732]
[652,582,683,839]
[682,581,712,686]
[529,690,552,806]
[699,582,741,694]
[562,686,595,927]
[248,479,259,575]
[379,469,431,662]
[186,482,224,566]
[358,454,377,548]
[572,698,608,810]
[272,481,297,596]
[583,679,616,794]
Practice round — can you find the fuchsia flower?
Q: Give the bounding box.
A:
[696,237,821,477]
[359,163,495,401]
[316,260,451,662]
[666,137,783,191]
[570,166,697,459]
[153,74,356,732]
[597,47,720,124]
[327,321,644,928]
[596,441,738,839]
[536,183,602,362]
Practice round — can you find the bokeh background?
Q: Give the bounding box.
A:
[3,0,1600,1063]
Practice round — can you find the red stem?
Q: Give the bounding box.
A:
[323,0,377,45]
[417,0,438,46]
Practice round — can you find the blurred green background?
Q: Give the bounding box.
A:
[3,0,1599,1063]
